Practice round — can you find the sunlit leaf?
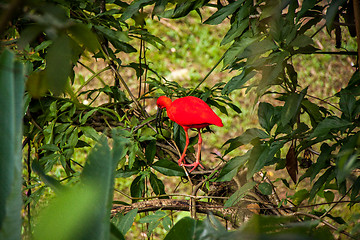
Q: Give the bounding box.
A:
[309,117,352,139]
[152,160,185,177]
[281,87,307,126]
[120,0,154,21]
[224,181,256,207]
[204,0,244,25]
[164,217,196,240]
[290,189,309,205]
[112,209,138,236]
[222,69,256,95]
[45,34,72,95]
[217,154,249,182]
[149,172,166,196]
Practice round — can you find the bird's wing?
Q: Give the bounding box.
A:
[169,97,222,127]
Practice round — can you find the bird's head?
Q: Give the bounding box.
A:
[156,96,172,135]
[156,96,172,109]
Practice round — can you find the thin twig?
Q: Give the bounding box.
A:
[188,54,225,96]
[299,91,341,111]
[321,186,352,219]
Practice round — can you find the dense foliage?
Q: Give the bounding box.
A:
[1,0,360,239]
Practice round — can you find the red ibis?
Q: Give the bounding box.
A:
[156,96,223,172]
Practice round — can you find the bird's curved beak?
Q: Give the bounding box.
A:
[156,107,164,136]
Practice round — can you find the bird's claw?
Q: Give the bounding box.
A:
[181,162,204,173]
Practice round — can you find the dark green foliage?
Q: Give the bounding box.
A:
[0,49,24,240]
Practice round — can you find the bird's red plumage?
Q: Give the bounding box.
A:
[163,96,223,129]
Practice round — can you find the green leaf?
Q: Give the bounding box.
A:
[162,216,172,231]
[67,128,78,147]
[339,90,356,120]
[289,34,314,48]
[258,182,272,195]
[325,0,347,33]
[257,52,289,95]
[145,140,157,163]
[39,144,60,152]
[130,175,145,201]
[223,128,269,155]
[217,154,249,182]
[258,102,278,133]
[32,160,63,192]
[247,141,285,179]
[45,34,72,95]
[68,23,100,52]
[115,166,140,178]
[297,0,318,19]
[324,191,334,203]
[221,18,248,46]
[94,25,130,43]
[220,2,251,45]
[128,143,139,169]
[302,99,323,126]
[222,69,256,94]
[325,214,346,225]
[171,0,206,19]
[204,0,244,25]
[112,129,131,167]
[238,38,278,59]
[164,217,196,240]
[139,210,166,237]
[224,181,256,207]
[309,117,352,139]
[112,209,138,235]
[174,123,186,154]
[311,143,332,181]
[80,109,97,124]
[336,147,360,184]
[26,70,48,98]
[350,176,360,201]
[110,223,126,240]
[281,87,307,126]
[309,167,334,201]
[146,219,161,237]
[139,210,166,223]
[149,172,166,196]
[290,189,309,205]
[80,126,100,141]
[120,0,155,21]
[222,35,258,68]
[152,160,186,177]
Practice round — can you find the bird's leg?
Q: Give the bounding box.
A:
[178,127,189,166]
[183,129,204,172]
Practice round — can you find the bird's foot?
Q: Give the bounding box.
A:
[182,162,204,173]
[178,158,185,167]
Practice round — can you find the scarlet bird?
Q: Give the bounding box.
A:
[156,96,223,172]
